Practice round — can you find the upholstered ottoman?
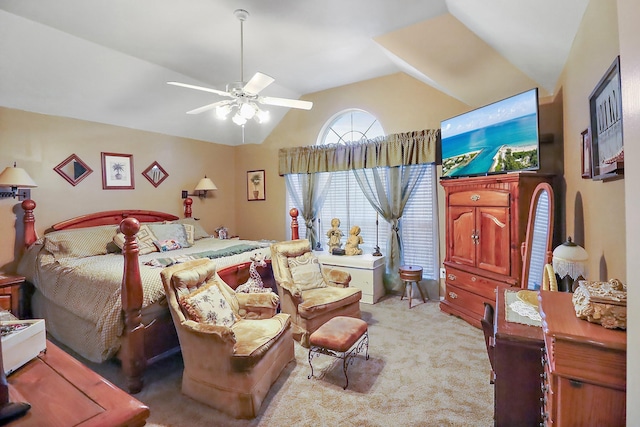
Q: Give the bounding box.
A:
[307,316,369,389]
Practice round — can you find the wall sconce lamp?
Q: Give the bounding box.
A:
[552,236,588,292]
[0,162,37,201]
[181,176,217,199]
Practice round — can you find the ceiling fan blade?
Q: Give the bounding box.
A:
[167,81,231,97]
[260,96,313,110]
[186,100,230,115]
[243,72,275,95]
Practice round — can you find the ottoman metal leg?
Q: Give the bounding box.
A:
[308,330,369,390]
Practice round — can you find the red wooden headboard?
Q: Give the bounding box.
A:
[50,210,179,231]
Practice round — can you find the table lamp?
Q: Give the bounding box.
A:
[552,237,588,292]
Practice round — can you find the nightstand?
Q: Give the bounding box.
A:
[0,273,25,318]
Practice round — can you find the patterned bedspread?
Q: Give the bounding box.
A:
[18,237,272,362]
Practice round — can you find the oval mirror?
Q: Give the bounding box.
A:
[54,154,93,186]
[521,183,554,290]
[142,161,169,188]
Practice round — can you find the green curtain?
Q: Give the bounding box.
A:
[352,164,428,291]
[279,129,439,175]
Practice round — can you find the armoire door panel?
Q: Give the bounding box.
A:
[448,206,475,267]
[476,207,510,275]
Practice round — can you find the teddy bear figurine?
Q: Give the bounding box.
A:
[345,225,364,255]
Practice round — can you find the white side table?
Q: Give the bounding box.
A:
[315,252,385,304]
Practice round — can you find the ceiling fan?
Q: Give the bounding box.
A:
[168,9,312,126]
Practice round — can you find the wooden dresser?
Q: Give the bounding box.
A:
[440,173,553,327]
[539,291,626,426]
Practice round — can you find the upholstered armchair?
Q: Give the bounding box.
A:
[270,239,362,347]
[160,258,294,419]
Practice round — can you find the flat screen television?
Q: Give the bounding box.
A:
[440,88,540,178]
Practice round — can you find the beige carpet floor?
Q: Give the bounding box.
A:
[75,296,494,426]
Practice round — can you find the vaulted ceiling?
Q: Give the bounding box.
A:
[0,0,588,145]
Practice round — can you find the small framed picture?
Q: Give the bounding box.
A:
[101,152,134,189]
[142,161,169,188]
[247,170,265,201]
[581,129,592,179]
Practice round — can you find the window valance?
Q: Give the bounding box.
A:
[278,129,439,175]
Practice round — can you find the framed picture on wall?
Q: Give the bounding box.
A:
[142,161,169,188]
[581,129,592,179]
[101,152,135,189]
[589,55,624,180]
[247,170,265,201]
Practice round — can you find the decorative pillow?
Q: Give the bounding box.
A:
[287,252,327,291]
[43,225,119,260]
[178,282,237,326]
[181,224,195,246]
[113,224,159,255]
[171,218,210,240]
[148,223,192,248]
[153,239,182,252]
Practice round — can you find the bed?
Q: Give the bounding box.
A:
[17,199,277,393]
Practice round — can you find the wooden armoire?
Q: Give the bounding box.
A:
[440,172,554,327]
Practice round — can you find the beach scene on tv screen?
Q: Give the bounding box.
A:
[441,89,539,177]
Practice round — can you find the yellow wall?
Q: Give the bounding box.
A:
[617,0,640,418]
[559,0,626,282]
[0,108,236,271]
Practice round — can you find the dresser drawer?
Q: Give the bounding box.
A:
[443,282,487,319]
[445,266,506,300]
[0,278,22,316]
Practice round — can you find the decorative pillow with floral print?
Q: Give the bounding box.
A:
[178,282,237,326]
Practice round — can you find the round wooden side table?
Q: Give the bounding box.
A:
[399,265,426,308]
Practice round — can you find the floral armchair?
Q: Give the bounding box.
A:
[270,239,362,347]
[160,258,294,419]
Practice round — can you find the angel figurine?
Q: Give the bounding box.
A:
[326,218,344,253]
[345,225,364,255]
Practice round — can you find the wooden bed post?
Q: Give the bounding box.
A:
[21,200,37,248]
[183,197,193,218]
[289,208,299,240]
[119,217,146,394]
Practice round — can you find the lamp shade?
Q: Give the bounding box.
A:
[552,237,588,280]
[0,164,37,188]
[194,176,217,191]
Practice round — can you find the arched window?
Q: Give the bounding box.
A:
[317,109,384,145]
[286,109,439,281]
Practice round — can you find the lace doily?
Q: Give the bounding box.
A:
[509,300,542,322]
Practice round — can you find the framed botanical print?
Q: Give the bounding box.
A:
[247,170,265,201]
[101,152,134,189]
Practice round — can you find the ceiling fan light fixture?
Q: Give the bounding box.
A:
[168,8,311,133]
[239,102,257,120]
[232,113,247,126]
[255,108,270,124]
[215,104,232,120]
